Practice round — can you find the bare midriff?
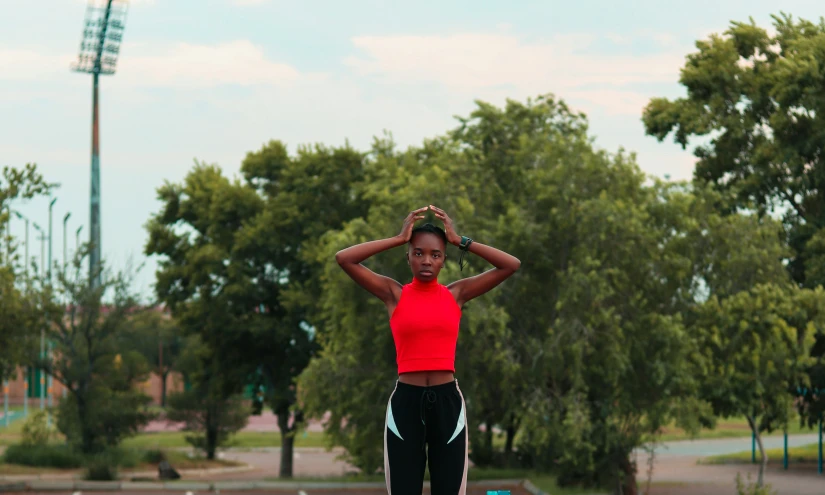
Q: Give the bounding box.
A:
[398,370,455,387]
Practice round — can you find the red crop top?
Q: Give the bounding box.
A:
[389,277,462,374]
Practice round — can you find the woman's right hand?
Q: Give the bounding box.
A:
[398,207,429,241]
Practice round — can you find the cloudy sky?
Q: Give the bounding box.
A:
[1,0,820,298]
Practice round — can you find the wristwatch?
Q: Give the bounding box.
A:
[459,236,473,251]
[457,236,473,271]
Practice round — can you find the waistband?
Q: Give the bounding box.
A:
[395,379,458,393]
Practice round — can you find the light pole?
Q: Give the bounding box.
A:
[33,223,45,280]
[46,199,56,417]
[33,223,46,411]
[61,212,70,401]
[63,213,71,280]
[4,206,9,264]
[13,211,29,417]
[48,198,56,281]
[3,207,9,427]
[72,0,128,289]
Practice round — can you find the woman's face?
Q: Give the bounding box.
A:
[407,232,446,282]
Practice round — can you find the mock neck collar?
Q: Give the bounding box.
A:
[410,276,439,292]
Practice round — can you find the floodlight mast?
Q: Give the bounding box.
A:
[70,0,128,288]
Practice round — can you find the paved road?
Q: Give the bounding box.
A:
[633,434,825,495]
[641,433,821,457]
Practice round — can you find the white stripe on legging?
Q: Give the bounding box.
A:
[384,381,399,495]
[455,381,469,495]
[447,401,466,444]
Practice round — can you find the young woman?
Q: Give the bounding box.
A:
[335,205,520,495]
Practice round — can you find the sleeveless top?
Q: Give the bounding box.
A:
[389,277,462,374]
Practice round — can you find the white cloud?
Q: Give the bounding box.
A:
[0,39,309,89]
[0,48,74,81]
[117,40,307,88]
[565,89,652,117]
[343,32,686,116]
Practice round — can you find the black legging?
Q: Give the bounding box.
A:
[384,379,468,494]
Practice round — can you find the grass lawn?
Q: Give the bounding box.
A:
[1,416,329,448]
[121,430,329,449]
[0,448,241,476]
[649,416,816,442]
[700,442,821,465]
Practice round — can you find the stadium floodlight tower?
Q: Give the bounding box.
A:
[70,0,128,288]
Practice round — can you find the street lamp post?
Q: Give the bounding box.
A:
[76,226,83,254]
[33,223,46,411]
[63,213,71,280]
[3,207,9,427]
[34,223,45,280]
[61,213,70,400]
[13,211,29,417]
[48,198,55,280]
[46,199,56,418]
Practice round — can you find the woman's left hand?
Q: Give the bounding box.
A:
[429,205,462,246]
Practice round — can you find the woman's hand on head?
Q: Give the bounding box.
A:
[398,207,429,242]
[429,205,461,246]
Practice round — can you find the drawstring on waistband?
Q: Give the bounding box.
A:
[419,389,437,450]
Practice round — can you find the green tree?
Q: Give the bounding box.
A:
[642,13,823,287]
[0,163,54,383]
[447,96,590,466]
[41,255,156,454]
[642,12,825,429]
[692,284,825,487]
[233,140,369,477]
[507,154,706,495]
[145,162,261,459]
[165,335,249,459]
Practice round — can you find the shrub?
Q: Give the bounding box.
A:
[2,444,81,469]
[83,451,120,481]
[20,410,56,446]
[142,449,167,464]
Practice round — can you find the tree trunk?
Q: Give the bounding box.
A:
[484,420,493,451]
[76,385,96,454]
[618,453,637,495]
[277,408,294,478]
[205,407,217,460]
[504,414,518,466]
[160,371,168,408]
[280,430,295,478]
[77,396,94,454]
[746,415,767,487]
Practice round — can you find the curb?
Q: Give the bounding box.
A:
[0,478,530,492]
